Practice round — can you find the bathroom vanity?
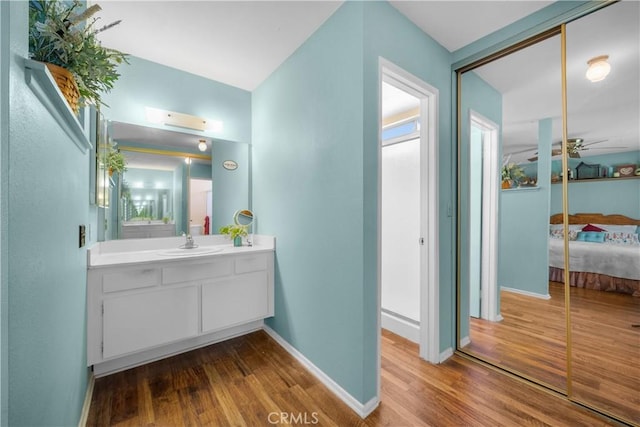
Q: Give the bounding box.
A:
[86,235,274,376]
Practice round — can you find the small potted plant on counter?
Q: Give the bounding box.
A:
[219,224,248,247]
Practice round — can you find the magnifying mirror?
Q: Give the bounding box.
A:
[234,209,254,227]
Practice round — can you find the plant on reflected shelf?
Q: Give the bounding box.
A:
[103,146,127,176]
[28,0,129,111]
[501,162,526,188]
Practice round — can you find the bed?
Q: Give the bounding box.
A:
[548,213,640,297]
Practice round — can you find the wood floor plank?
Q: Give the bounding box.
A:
[87,329,625,426]
[462,281,639,424]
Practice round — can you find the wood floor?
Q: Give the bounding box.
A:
[464,282,639,424]
[87,328,622,426]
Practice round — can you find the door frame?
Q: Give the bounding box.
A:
[378,58,440,377]
[469,111,501,322]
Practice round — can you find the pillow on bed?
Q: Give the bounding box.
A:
[593,224,638,233]
[576,231,606,243]
[582,224,606,232]
[549,224,584,239]
[604,232,640,246]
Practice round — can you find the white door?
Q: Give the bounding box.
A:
[381,138,421,326]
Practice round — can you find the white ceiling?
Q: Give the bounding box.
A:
[388,1,553,52]
[472,0,639,163]
[99,1,639,164]
[95,1,553,91]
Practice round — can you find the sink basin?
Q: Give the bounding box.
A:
[157,246,224,257]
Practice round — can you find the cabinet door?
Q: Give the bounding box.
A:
[202,271,269,333]
[103,286,198,359]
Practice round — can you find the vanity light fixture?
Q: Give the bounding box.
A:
[198,139,207,152]
[585,55,611,82]
[145,107,223,133]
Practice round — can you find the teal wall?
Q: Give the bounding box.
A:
[102,56,251,145]
[0,1,9,424]
[498,119,553,296]
[253,2,367,402]
[458,71,502,338]
[253,1,453,404]
[212,140,249,232]
[5,2,89,425]
[550,151,640,217]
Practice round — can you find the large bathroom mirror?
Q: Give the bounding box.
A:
[98,121,250,241]
[564,2,639,423]
[457,31,566,392]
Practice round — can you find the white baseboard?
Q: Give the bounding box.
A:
[381,310,419,344]
[459,336,470,348]
[501,286,551,300]
[78,372,94,427]
[439,347,453,362]
[263,325,379,418]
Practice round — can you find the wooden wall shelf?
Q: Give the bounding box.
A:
[23,58,92,153]
[551,175,640,184]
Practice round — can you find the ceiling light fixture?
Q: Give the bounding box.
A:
[585,55,611,82]
[198,139,207,152]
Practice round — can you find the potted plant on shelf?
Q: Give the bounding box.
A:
[28,0,128,113]
[501,162,526,189]
[219,224,248,247]
[104,146,127,176]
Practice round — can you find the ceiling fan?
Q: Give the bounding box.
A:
[526,138,625,162]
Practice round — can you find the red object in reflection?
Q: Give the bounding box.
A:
[204,216,210,235]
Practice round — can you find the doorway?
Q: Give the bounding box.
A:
[378,59,439,367]
[469,112,500,323]
[189,178,212,235]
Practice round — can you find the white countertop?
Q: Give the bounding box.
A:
[88,235,275,268]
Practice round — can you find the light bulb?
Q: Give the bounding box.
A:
[198,139,207,152]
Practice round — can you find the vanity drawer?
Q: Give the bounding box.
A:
[235,254,269,274]
[103,268,161,293]
[162,258,233,284]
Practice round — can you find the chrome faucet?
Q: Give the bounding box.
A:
[182,233,196,249]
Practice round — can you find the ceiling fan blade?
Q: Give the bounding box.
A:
[569,151,581,158]
[581,139,608,147]
[551,149,562,156]
[584,146,628,150]
[528,155,539,162]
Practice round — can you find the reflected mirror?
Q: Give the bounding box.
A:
[234,209,254,227]
[458,32,567,391]
[565,1,640,423]
[97,121,249,241]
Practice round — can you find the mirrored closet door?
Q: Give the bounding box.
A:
[565,2,640,424]
[457,1,639,425]
[457,31,567,392]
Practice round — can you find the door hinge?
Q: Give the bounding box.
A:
[101,303,104,315]
[101,341,104,355]
[419,237,425,245]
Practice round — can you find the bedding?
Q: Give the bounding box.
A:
[548,213,640,296]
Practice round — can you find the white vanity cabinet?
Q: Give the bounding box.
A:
[87,240,274,376]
